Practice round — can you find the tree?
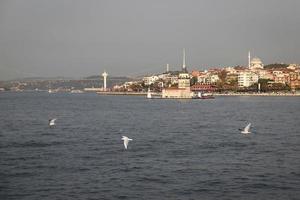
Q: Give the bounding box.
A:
[264,63,289,69]
[258,79,271,92]
[190,76,198,86]
[218,70,227,83]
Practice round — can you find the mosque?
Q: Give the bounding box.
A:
[248,51,264,70]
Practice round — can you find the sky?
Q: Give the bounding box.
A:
[0,0,300,80]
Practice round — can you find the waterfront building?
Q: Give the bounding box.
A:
[197,74,208,84]
[289,71,300,91]
[273,70,290,84]
[191,84,217,92]
[162,49,192,98]
[178,72,190,88]
[238,70,259,87]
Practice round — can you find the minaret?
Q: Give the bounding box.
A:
[166,63,169,72]
[182,48,186,71]
[248,51,251,69]
[102,70,108,91]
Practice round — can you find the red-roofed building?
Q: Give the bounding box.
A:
[191,84,217,92]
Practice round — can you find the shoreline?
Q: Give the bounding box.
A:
[97,91,300,97]
[1,90,300,97]
[214,93,300,96]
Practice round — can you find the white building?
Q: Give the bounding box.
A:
[207,74,219,84]
[287,64,300,71]
[256,69,274,80]
[197,74,207,84]
[197,73,219,84]
[224,67,238,74]
[157,73,170,80]
[142,75,159,85]
[178,72,190,88]
[169,75,179,85]
[238,71,259,87]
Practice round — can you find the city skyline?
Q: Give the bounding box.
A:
[1,0,300,80]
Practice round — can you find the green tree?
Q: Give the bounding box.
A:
[264,63,289,69]
[258,79,271,92]
[190,76,198,86]
[218,70,227,83]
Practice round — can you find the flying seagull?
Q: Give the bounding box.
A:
[122,136,133,149]
[241,123,251,134]
[49,118,57,127]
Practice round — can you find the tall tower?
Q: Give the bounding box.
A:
[102,71,108,91]
[248,51,251,69]
[182,48,186,71]
[178,48,190,89]
[166,63,169,72]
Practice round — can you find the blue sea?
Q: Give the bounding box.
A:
[1,92,300,200]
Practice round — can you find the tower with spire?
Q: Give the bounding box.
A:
[248,51,251,69]
[102,70,108,91]
[162,48,192,98]
[178,48,190,88]
[182,48,187,72]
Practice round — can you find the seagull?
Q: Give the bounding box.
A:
[49,118,57,127]
[122,136,132,149]
[241,123,251,134]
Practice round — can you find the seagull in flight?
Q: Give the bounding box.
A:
[241,123,251,134]
[49,118,57,127]
[122,136,132,149]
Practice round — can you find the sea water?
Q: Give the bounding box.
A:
[0,92,300,199]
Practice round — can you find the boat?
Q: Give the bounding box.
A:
[146,88,152,99]
[192,92,215,99]
[70,90,84,93]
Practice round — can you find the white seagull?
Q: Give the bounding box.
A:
[241,123,251,134]
[49,118,57,127]
[122,136,133,149]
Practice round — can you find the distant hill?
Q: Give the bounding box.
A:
[2,75,135,90]
[85,75,131,81]
[8,77,73,81]
[264,63,289,69]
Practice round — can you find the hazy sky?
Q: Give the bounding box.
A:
[0,0,300,80]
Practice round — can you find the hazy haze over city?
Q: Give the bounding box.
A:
[0,0,299,80]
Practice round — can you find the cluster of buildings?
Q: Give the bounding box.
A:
[191,52,300,90]
[112,50,300,97]
[114,49,213,98]
[2,50,300,96]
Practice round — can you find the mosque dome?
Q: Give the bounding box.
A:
[251,57,262,64]
[250,57,264,69]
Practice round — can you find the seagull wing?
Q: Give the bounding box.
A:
[49,118,57,125]
[244,123,251,132]
[49,119,56,123]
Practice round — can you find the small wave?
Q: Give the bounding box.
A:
[4,141,64,148]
